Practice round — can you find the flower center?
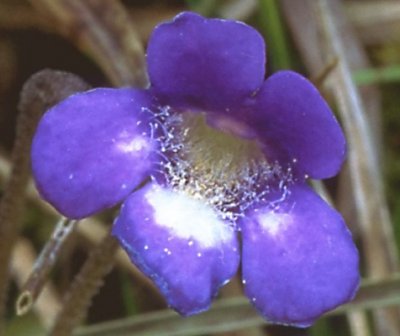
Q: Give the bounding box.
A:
[151,107,293,224]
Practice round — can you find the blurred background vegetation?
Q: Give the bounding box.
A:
[1,0,400,335]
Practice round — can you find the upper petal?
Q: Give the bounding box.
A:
[147,12,266,113]
[112,182,239,315]
[240,183,359,327]
[31,88,158,219]
[249,71,346,179]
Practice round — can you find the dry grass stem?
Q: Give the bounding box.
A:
[346,1,400,45]
[281,0,392,334]
[219,0,257,20]
[315,0,400,334]
[315,0,398,281]
[16,218,78,317]
[29,0,148,87]
[219,276,266,336]
[0,3,52,32]
[11,238,61,328]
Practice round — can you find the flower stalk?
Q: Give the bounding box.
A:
[0,69,88,331]
[49,231,119,336]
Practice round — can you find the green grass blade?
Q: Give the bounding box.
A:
[354,66,400,85]
[258,0,292,70]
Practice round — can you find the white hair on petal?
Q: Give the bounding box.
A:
[149,107,294,226]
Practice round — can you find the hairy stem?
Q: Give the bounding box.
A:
[50,232,119,336]
[0,70,88,331]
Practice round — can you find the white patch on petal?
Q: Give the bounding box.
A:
[258,211,291,237]
[146,186,235,249]
[117,137,149,153]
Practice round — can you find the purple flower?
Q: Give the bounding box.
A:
[31,12,359,327]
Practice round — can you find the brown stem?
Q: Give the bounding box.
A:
[49,232,119,336]
[0,70,88,331]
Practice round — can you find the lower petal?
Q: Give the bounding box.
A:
[112,182,239,315]
[240,184,359,327]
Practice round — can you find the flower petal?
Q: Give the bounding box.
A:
[147,12,265,113]
[250,71,346,179]
[112,182,239,315]
[240,183,359,327]
[31,88,158,219]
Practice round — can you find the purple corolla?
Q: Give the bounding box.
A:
[31,12,359,327]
